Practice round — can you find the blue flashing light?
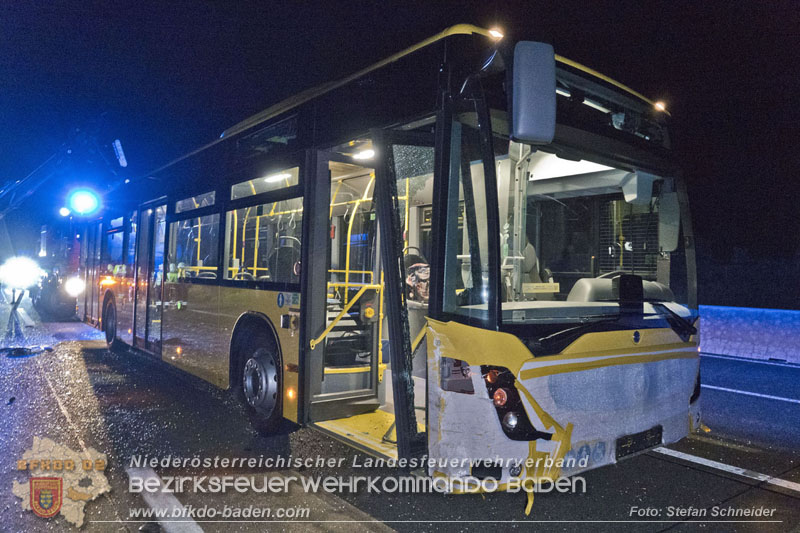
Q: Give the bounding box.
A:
[67,188,101,216]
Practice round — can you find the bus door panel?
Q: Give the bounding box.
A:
[133,203,166,354]
[116,210,137,346]
[88,222,102,323]
[133,209,150,348]
[373,129,435,460]
[306,150,382,422]
[147,205,166,351]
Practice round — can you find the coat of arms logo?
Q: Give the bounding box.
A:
[30,477,63,519]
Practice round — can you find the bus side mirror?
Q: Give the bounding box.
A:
[511,41,556,144]
[659,192,680,252]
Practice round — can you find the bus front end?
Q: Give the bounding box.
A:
[425,35,699,502]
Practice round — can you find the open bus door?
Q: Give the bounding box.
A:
[304,131,433,461]
[373,129,435,461]
[305,150,384,425]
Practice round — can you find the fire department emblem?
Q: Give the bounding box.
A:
[30,477,63,518]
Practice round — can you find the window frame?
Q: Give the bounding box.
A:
[220,154,305,291]
[221,194,304,291]
[102,212,126,268]
[227,155,304,207]
[430,89,501,330]
[166,211,223,285]
[160,152,305,290]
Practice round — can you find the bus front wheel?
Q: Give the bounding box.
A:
[239,346,282,435]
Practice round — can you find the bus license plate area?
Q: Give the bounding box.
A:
[615,425,663,460]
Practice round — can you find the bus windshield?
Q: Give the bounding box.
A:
[440,118,690,325]
[495,142,690,323]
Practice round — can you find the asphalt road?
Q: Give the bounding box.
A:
[699,353,800,450]
[2,301,799,532]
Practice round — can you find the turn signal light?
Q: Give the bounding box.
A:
[493,388,509,407]
[486,369,499,384]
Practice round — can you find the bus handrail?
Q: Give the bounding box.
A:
[309,283,382,350]
[328,270,373,283]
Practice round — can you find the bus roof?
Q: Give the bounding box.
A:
[149,24,664,177]
[221,24,665,140]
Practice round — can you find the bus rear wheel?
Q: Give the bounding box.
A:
[102,299,119,349]
[239,346,282,435]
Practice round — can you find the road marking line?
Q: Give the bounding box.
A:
[125,468,203,533]
[687,433,764,454]
[38,359,91,457]
[653,447,800,494]
[37,358,125,523]
[701,384,800,404]
[700,353,799,368]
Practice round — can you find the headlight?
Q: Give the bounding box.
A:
[64,277,86,297]
[0,257,44,290]
[503,411,520,430]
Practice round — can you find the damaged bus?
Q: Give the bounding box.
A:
[76,24,700,503]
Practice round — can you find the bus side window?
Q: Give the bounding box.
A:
[167,214,221,281]
[224,197,303,284]
[104,230,124,276]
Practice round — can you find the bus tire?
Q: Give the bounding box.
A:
[239,344,283,436]
[102,297,120,350]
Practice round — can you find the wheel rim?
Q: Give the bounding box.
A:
[242,350,278,416]
[105,304,116,344]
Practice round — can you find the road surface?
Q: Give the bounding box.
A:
[1,301,798,531]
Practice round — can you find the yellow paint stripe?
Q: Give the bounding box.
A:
[324,366,370,375]
[541,341,695,362]
[520,350,697,380]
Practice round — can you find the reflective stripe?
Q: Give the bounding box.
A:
[520,350,696,380]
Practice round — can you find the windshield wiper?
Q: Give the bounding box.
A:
[528,316,620,356]
[524,302,696,356]
[651,302,697,342]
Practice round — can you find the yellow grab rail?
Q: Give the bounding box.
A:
[328,269,373,283]
[309,283,382,350]
[344,173,375,304]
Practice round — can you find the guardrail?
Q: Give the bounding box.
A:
[700,305,800,364]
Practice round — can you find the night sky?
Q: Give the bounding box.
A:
[2,1,798,308]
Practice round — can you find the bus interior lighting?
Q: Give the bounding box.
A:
[352,149,375,160]
[263,172,292,183]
